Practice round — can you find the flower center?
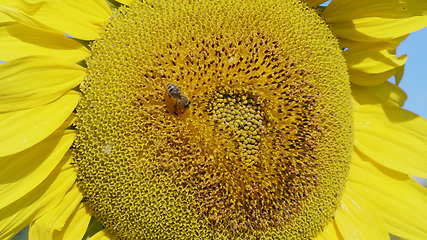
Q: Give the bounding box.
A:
[73,0,352,239]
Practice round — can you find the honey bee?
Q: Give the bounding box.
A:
[165,83,190,115]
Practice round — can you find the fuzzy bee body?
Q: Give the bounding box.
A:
[165,83,190,115]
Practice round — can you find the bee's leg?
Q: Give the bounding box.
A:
[173,103,179,115]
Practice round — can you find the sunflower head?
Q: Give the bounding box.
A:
[73,0,352,239]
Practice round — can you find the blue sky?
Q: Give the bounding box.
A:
[397,27,427,118]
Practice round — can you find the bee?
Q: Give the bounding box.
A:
[165,83,190,115]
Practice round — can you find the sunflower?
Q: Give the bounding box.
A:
[1,0,427,239]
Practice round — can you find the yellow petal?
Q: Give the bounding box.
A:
[0,6,51,33]
[0,156,76,240]
[0,130,75,211]
[115,0,134,5]
[0,0,112,40]
[0,56,84,112]
[345,48,407,74]
[0,11,13,22]
[324,0,427,42]
[323,0,427,23]
[0,91,80,157]
[328,16,427,42]
[58,203,91,240]
[314,220,343,240]
[29,185,83,240]
[354,104,427,178]
[348,68,397,87]
[341,37,408,87]
[303,0,327,7]
[0,22,89,62]
[351,82,407,107]
[394,65,405,85]
[339,35,409,50]
[350,150,427,239]
[335,187,389,240]
[88,230,114,240]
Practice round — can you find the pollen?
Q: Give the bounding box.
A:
[72,0,352,239]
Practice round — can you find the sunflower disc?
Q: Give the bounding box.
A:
[73,0,352,239]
